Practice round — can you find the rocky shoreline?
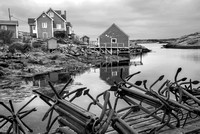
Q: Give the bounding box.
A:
[163,32,200,49]
[0,45,130,102]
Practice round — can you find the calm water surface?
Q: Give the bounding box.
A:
[1,43,200,133]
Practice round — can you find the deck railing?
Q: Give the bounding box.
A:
[88,43,129,48]
[100,43,126,48]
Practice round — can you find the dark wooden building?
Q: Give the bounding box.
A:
[0,20,18,38]
[98,23,129,55]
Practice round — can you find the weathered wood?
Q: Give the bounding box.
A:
[106,105,200,134]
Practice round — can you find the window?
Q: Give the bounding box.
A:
[42,22,47,28]
[32,26,35,30]
[1,25,7,30]
[48,12,54,17]
[111,38,117,43]
[56,24,61,29]
[112,71,117,76]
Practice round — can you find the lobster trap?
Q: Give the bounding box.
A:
[1,67,200,134]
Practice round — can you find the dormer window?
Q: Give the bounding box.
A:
[49,12,54,17]
[111,38,117,43]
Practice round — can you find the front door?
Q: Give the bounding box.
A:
[43,32,48,39]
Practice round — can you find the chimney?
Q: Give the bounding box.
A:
[64,10,67,20]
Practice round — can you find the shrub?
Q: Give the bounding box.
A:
[22,43,32,53]
[8,42,32,54]
[32,41,42,48]
[41,44,48,52]
[23,37,31,43]
[0,30,13,44]
[54,31,66,38]
[8,42,24,54]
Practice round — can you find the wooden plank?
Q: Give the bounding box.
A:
[106,106,200,134]
[135,112,200,133]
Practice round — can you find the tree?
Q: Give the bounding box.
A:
[0,30,13,44]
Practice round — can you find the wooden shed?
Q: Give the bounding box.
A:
[81,35,90,45]
[99,23,129,55]
[46,37,58,51]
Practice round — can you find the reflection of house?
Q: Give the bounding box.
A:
[28,8,72,39]
[100,60,129,86]
[0,20,18,38]
[99,23,129,55]
[31,71,71,87]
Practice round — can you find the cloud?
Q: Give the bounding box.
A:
[0,0,200,39]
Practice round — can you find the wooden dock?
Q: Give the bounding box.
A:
[105,105,200,134]
[89,44,130,56]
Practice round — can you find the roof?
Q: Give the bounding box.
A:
[66,22,72,27]
[99,23,129,38]
[55,10,61,15]
[46,8,66,22]
[0,20,18,26]
[46,37,58,41]
[36,12,53,21]
[28,18,35,25]
[82,35,89,39]
[61,15,66,20]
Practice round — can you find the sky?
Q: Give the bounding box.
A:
[0,0,200,40]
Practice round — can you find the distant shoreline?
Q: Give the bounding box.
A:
[162,44,200,49]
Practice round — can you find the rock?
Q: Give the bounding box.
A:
[0,70,4,77]
[187,39,198,45]
[163,32,200,49]
[0,62,9,68]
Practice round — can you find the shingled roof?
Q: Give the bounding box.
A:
[0,20,18,26]
[28,18,35,25]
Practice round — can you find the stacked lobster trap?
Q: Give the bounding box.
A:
[1,67,200,134]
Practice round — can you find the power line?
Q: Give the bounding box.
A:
[11,15,28,24]
[7,8,28,24]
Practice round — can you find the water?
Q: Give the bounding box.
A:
[1,43,200,133]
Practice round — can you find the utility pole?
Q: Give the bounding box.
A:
[8,8,11,21]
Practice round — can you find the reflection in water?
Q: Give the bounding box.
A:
[24,72,71,88]
[181,52,200,63]
[100,54,143,85]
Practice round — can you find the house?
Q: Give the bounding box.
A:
[81,35,90,45]
[28,18,37,37]
[98,23,129,55]
[46,37,58,52]
[0,20,18,38]
[28,8,72,39]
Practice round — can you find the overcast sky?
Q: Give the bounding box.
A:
[0,0,200,40]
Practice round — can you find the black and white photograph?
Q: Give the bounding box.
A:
[0,0,200,133]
